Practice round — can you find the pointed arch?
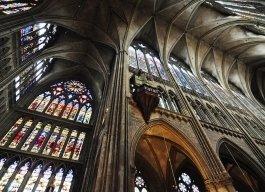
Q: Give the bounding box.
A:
[131,119,210,186]
[217,138,265,192]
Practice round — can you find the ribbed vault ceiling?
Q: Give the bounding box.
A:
[7,0,265,103]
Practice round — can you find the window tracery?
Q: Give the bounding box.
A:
[128,42,168,81]
[176,172,200,192]
[28,80,93,124]
[134,170,148,192]
[158,89,170,110]
[0,0,41,15]
[20,23,57,61]
[15,58,54,101]
[0,117,86,161]
[169,92,181,113]
[0,156,75,192]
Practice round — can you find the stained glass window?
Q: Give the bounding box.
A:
[63,130,78,159]
[169,93,181,113]
[20,23,57,61]
[54,168,64,192]
[0,117,23,146]
[72,132,85,160]
[62,169,74,192]
[28,80,93,124]
[202,72,239,108]
[35,165,53,191]
[8,161,31,191]
[0,118,86,161]
[168,56,209,97]
[9,119,33,148]
[24,164,42,191]
[129,42,168,80]
[158,89,171,110]
[0,156,75,191]
[177,172,200,192]
[0,0,41,15]
[0,157,6,170]
[134,170,148,192]
[15,58,54,101]
[0,160,19,190]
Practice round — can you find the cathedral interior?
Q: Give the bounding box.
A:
[0,0,265,191]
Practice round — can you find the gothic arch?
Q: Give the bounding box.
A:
[217,138,265,192]
[131,119,210,183]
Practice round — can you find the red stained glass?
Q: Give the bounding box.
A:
[28,80,93,124]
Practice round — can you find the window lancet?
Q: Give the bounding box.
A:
[129,42,168,81]
[28,80,93,124]
[15,58,54,101]
[0,156,74,192]
[20,23,57,61]
[0,118,86,161]
[202,72,239,108]
[168,56,209,97]
[0,0,41,15]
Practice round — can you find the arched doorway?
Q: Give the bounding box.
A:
[132,122,206,192]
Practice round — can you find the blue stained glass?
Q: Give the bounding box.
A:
[172,65,191,89]
[20,23,57,61]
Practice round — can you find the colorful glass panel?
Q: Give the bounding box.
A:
[0,1,40,15]
[54,168,64,192]
[0,158,6,171]
[20,23,57,61]
[154,57,168,80]
[43,126,60,155]
[24,164,42,192]
[83,107,92,124]
[9,120,33,148]
[51,128,69,157]
[68,103,79,121]
[0,118,23,146]
[36,93,51,112]
[46,98,59,115]
[61,102,74,119]
[0,160,19,190]
[177,172,201,192]
[21,122,42,151]
[146,53,159,77]
[72,132,85,160]
[53,99,65,116]
[29,80,93,124]
[129,42,168,81]
[28,94,44,110]
[63,130,78,159]
[61,169,74,192]
[35,165,53,192]
[15,58,54,101]
[168,63,182,86]
[65,80,87,94]
[8,161,31,191]
[172,65,191,90]
[31,124,51,153]
[76,105,86,123]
